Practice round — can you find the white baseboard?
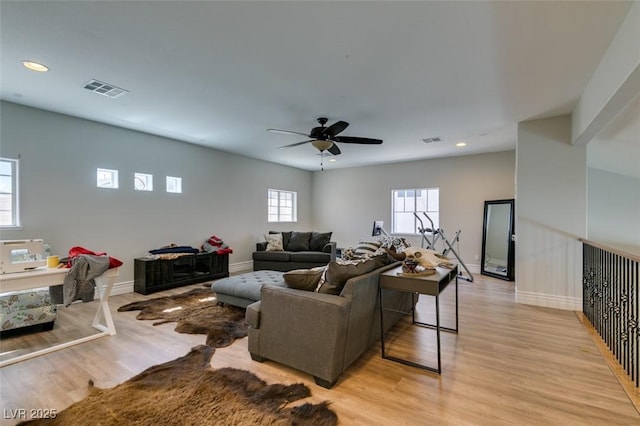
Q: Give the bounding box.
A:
[230,261,253,273]
[515,290,582,311]
[465,263,481,274]
[111,280,133,296]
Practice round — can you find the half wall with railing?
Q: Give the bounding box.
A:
[582,239,639,388]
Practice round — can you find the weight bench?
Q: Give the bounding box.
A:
[211,270,286,308]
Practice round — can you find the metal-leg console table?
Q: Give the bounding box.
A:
[379,265,458,373]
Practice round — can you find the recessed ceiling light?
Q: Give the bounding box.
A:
[22,60,49,72]
[456,142,467,147]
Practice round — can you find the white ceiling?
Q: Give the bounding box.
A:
[0,1,634,171]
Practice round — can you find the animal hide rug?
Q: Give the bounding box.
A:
[19,345,338,425]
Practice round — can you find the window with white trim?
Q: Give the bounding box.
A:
[134,173,153,191]
[268,189,297,222]
[166,176,182,193]
[0,158,19,227]
[392,187,439,234]
[97,168,118,189]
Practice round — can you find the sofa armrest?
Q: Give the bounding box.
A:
[255,241,267,252]
[251,285,352,382]
[323,241,337,261]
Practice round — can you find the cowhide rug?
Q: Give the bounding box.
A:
[118,288,247,348]
[20,345,338,425]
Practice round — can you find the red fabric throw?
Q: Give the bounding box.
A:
[202,235,233,255]
[68,246,123,268]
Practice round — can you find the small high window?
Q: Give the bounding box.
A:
[97,168,118,189]
[134,173,153,191]
[166,176,182,193]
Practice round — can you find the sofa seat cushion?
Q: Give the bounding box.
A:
[212,270,286,306]
[289,251,331,263]
[252,251,291,262]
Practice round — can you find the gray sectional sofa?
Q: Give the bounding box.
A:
[245,259,412,388]
[252,231,337,272]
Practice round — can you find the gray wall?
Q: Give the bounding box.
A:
[515,115,586,310]
[587,167,640,253]
[0,101,313,283]
[311,151,516,269]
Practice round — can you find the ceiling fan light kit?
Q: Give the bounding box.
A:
[269,117,382,153]
[268,117,384,170]
[311,140,333,152]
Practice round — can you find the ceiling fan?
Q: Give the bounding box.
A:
[267,117,383,156]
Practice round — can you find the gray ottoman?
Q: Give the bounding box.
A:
[211,270,286,308]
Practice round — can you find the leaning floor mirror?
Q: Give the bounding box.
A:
[481,199,515,281]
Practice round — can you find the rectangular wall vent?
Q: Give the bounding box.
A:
[421,137,442,144]
[83,79,129,98]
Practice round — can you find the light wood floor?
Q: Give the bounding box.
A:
[1,274,638,425]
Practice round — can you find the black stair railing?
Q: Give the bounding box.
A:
[582,240,639,387]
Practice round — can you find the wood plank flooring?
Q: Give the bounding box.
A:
[1,274,638,425]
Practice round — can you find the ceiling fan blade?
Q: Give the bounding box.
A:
[328,144,341,155]
[333,136,383,144]
[277,140,313,149]
[267,128,311,137]
[322,121,349,137]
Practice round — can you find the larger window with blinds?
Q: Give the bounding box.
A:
[392,187,439,234]
[268,189,297,222]
[0,158,19,228]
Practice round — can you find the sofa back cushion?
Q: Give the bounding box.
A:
[287,231,312,251]
[317,258,379,295]
[310,232,332,251]
[283,267,326,291]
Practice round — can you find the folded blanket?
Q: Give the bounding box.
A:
[149,246,200,255]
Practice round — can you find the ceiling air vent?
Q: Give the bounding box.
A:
[421,137,442,144]
[83,79,129,98]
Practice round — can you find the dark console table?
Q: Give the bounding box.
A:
[134,252,229,295]
[379,265,458,374]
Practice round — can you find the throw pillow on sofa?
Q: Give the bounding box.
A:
[270,231,292,250]
[283,267,326,291]
[355,240,383,257]
[264,233,284,251]
[310,232,332,251]
[287,232,312,251]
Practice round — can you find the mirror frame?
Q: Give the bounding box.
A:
[481,199,515,281]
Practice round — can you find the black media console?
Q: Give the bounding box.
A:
[134,252,229,295]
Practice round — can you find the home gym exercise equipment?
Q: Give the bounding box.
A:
[413,212,474,282]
